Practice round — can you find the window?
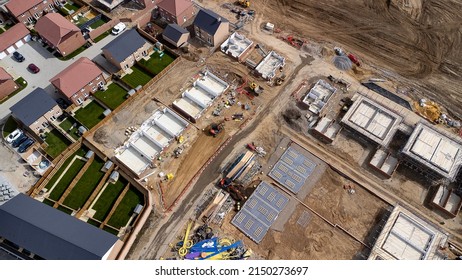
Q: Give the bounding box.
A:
[124,64,129,69]
[80,88,85,92]
[34,13,40,19]
[76,98,83,105]
[88,81,93,86]
[96,76,100,80]
[27,17,34,23]
[207,37,212,44]
[92,86,97,92]
[49,4,54,9]
[84,92,89,98]
[34,6,38,10]
[98,81,104,87]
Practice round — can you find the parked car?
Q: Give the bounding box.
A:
[56,98,70,109]
[12,134,28,148]
[28,63,40,73]
[6,129,23,144]
[111,22,126,35]
[18,138,34,153]
[13,51,25,62]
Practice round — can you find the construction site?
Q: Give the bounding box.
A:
[118,0,462,260]
[4,0,462,260]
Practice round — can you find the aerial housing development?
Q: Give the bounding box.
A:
[0,0,461,261]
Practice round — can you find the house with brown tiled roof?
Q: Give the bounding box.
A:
[50,57,106,106]
[0,23,31,59]
[0,67,18,100]
[157,0,195,26]
[5,0,65,25]
[35,13,86,57]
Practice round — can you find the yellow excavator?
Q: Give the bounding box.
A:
[238,0,250,8]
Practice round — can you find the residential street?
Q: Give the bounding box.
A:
[0,30,124,121]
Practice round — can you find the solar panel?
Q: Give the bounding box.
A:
[231,182,289,243]
[268,147,317,194]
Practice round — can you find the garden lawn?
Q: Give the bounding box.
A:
[92,177,127,221]
[122,65,153,88]
[43,199,55,207]
[94,83,127,110]
[59,117,81,140]
[2,116,17,138]
[57,205,73,215]
[45,129,71,158]
[87,219,101,227]
[64,2,80,12]
[107,188,144,229]
[93,31,110,43]
[103,226,119,236]
[74,101,106,129]
[139,51,176,75]
[89,19,106,29]
[47,151,87,201]
[63,157,106,210]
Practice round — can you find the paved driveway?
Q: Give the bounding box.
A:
[0,30,123,121]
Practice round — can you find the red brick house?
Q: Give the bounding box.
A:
[0,67,18,100]
[50,57,106,106]
[157,0,195,26]
[35,13,86,56]
[0,23,31,59]
[5,0,65,25]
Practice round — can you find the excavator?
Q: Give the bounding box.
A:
[209,122,224,137]
[249,81,263,96]
[238,0,250,8]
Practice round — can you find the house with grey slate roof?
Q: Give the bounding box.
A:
[0,194,121,260]
[102,29,152,71]
[193,9,229,47]
[10,88,62,138]
[162,23,190,47]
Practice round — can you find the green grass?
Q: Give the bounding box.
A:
[59,117,81,140]
[4,23,13,30]
[0,28,4,34]
[74,101,106,129]
[122,64,154,88]
[138,51,176,75]
[63,156,106,210]
[2,116,17,138]
[45,129,71,158]
[89,19,106,29]
[107,188,144,229]
[43,199,55,207]
[46,148,87,200]
[93,83,127,110]
[92,177,127,221]
[93,31,110,43]
[57,205,74,215]
[0,77,27,104]
[103,226,119,236]
[58,46,86,61]
[87,219,102,227]
[64,3,80,12]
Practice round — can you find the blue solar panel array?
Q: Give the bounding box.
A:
[268,147,316,194]
[231,182,289,243]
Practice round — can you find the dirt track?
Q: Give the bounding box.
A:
[243,0,462,117]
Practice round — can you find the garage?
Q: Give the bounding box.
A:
[0,23,30,59]
[15,39,24,48]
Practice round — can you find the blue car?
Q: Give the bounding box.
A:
[12,133,27,148]
[18,138,34,153]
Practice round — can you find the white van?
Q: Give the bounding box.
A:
[111,22,126,35]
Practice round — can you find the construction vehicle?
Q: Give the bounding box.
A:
[209,122,224,137]
[178,221,194,257]
[275,74,285,86]
[348,53,360,66]
[238,0,250,8]
[249,82,264,95]
[173,146,184,158]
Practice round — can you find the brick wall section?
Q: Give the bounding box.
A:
[8,0,62,25]
[28,105,63,135]
[59,74,106,106]
[89,19,120,41]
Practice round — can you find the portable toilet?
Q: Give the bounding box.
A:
[127,89,136,97]
[85,150,94,160]
[103,109,112,117]
[134,204,143,215]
